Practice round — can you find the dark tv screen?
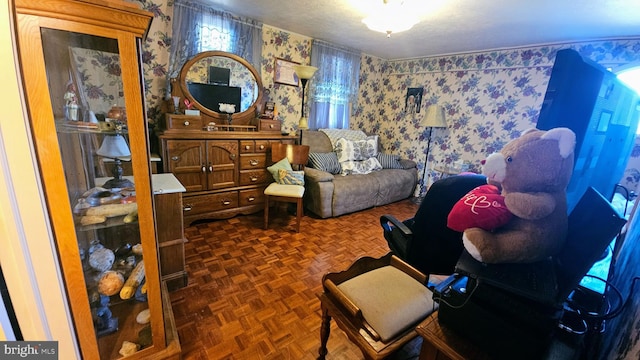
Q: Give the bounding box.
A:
[208,66,230,86]
[187,82,241,113]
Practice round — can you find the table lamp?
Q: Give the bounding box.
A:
[293,65,318,130]
[97,133,134,189]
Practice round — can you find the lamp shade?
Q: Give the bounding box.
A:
[97,134,131,158]
[293,65,318,80]
[422,105,447,128]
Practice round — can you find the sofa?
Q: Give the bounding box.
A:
[301,129,418,218]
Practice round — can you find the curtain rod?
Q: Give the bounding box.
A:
[312,39,361,56]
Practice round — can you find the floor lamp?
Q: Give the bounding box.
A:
[418,105,447,200]
[293,65,318,130]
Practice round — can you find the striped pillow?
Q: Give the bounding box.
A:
[377,153,403,169]
[308,152,341,174]
[277,169,305,185]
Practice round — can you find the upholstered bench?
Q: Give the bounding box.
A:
[318,253,438,359]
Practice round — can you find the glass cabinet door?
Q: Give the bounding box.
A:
[14,1,166,358]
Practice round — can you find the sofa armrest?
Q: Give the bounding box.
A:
[399,159,417,170]
[305,167,335,182]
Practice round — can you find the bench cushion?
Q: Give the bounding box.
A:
[337,265,436,342]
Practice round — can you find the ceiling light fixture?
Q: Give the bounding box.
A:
[362,0,419,38]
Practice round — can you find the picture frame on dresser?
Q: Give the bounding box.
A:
[274,58,300,86]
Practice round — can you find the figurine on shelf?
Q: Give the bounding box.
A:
[91,294,118,337]
[64,83,80,121]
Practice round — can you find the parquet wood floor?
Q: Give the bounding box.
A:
[170,199,422,360]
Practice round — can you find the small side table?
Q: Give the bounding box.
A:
[433,166,460,179]
[416,311,491,360]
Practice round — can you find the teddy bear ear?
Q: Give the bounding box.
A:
[541,127,576,158]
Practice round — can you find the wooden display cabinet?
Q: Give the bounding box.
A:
[13,0,180,358]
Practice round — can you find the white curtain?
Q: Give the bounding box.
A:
[167,0,262,97]
[308,40,361,129]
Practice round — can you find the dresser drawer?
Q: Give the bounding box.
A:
[182,191,238,215]
[260,119,281,132]
[239,153,267,170]
[166,114,203,131]
[254,140,269,152]
[239,169,271,185]
[239,188,265,206]
[240,140,255,153]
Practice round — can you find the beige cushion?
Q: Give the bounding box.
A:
[264,183,305,198]
[337,266,436,342]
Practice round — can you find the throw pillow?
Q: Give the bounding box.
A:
[277,169,305,185]
[340,157,383,175]
[447,184,513,232]
[308,152,341,174]
[267,157,292,182]
[335,137,378,162]
[377,153,403,169]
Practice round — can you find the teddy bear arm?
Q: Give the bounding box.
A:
[504,192,555,220]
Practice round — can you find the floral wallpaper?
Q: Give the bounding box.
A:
[260,26,313,136]
[69,47,124,116]
[129,3,640,357]
[352,42,640,197]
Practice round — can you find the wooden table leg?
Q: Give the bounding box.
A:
[317,303,332,360]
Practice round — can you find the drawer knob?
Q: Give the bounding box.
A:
[249,159,259,166]
[183,121,190,126]
[250,176,258,182]
[247,196,255,202]
[209,165,213,172]
[259,144,265,150]
[222,200,231,206]
[183,204,192,212]
[269,124,274,129]
[171,156,180,161]
[201,166,206,173]
[245,145,251,150]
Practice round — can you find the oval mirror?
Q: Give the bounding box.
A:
[179,51,263,124]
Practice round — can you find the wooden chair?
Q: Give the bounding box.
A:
[317,253,438,360]
[264,143,310,232]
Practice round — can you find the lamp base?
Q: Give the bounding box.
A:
[102,177,134,190]
[299,116,309,130]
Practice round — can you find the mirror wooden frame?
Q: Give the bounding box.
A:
[178,51,263,125]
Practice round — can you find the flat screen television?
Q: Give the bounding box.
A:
[208,66,230,86]
[536,49,640,213]
[187,82,241,114]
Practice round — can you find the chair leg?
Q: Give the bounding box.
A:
[296,198,303,232]
[264,195,269,230]
[317,304,331,360]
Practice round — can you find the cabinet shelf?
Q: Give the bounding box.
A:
[75,214,137,231]
[55,120,128,134]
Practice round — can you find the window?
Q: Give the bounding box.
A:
[200,26,232,53]
[308,41,361,129]
[168,0,262,87]
[617,67,640,134]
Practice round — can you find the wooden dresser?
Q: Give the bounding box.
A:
[160,114,296,225]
